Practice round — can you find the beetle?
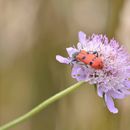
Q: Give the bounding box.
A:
[75,50,103,69]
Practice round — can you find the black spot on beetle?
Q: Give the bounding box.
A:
[89,62,93,65]
[82,56,86,59]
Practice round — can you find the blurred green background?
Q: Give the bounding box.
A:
[0,0,130,130]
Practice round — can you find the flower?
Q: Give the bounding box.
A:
[56,31,130,114]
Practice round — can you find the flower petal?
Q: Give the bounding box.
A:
[77,42,82,50]
[66,47,78,57]
[121,88,130,95]
[97,86,103,97]
[71,64,88,81]
[78,31,86,44]
[124,80,130,88]
[71,65,79,78]
[110,90,125,99]
[56,55,70,64]
[104,93,118,114]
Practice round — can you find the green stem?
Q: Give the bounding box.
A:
[0,81,85,130]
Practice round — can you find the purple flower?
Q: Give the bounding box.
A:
[56,31,130,114]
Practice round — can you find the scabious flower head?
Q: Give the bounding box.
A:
[56,31,130,114]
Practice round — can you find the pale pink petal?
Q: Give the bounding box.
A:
[56,55,70,64]
[105,93,118,114]
[77,42,82,50]
[71,64,88,81]
[124,80,130,88]
[111,90,125,99]
[97,86,103,97]
[66,47,78,57]
[78,31,86,44]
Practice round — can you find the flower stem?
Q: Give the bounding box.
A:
[0,81,85,130]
